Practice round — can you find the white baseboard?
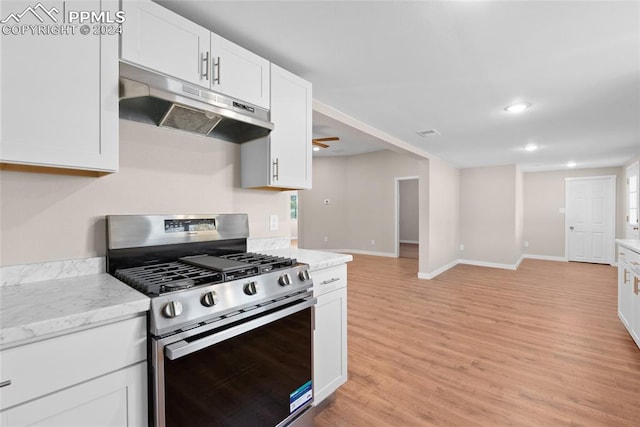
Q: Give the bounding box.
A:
[523,254,568,262]
[418,259,459,280]
[331,249,397,258]
[399,240,419,244]
[458,258,521,270]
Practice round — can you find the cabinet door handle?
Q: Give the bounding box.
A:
[201,52,210,81]
[321,278,340,285]
[272,158,279,181]
[0,380,11,388]
[624,269,630,284]
[213,56,221,84]
[635,277,639,295]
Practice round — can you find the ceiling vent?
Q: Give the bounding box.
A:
[416,128,440,138]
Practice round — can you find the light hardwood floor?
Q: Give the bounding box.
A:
[314,255,640,426]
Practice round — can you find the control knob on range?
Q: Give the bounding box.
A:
[244,281,258,296]
[200,291,218,307]
[161,301,183,318]
[278,273,292,287]
[298,269,311,282]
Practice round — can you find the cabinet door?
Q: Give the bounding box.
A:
[2,362,147,426]
[619,260,633,330]
[313,287,348,405]
[210,32,270,109]
[631,271,640,345]
[269,64,312,189]
[0,0,118,172]
[120,0,210,87]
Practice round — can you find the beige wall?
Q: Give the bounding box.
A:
[299,151,419,254]
[0,120,291,266]
[523,167,625,258]
[399,179,419,242]
[420,157,460,274]
[298,156,349,250]
[459,165,521,265]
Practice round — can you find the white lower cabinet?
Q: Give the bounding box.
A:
[0,316,148,426]
[312,264,348,405]
[1,363,146,427]
[618,244,640,348]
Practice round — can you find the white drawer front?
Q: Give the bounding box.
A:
[619,246,640,272]
[0,316,146,410]
[312,264,347,296]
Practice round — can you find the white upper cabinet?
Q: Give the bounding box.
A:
[120,0,210,87]
[0,0,118,172]
[210,32,270,109]
[241,64,312,190]
[120,0,270,108]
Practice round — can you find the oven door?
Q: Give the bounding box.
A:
[152,295,316,427]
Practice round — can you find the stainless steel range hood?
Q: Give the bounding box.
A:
[118,62,273,143]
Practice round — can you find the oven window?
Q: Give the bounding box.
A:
[163,307,312,427]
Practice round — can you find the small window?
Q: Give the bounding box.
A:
[290,194,298,220]
[630,172,638,225]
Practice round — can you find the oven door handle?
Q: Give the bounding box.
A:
[165,296,317,360]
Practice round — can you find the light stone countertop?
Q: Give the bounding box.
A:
[617,239,640,254]
[256,248,353,271]
[0,273,149,349]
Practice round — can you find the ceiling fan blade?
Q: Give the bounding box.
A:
[312,137,340,143]
[312,141,330,148]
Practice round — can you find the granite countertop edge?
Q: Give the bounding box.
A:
[256,248,353,271]
[0,273,150,349]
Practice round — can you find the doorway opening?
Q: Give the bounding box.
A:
[396,177,419,259]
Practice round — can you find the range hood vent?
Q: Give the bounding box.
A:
[118,62,273,143]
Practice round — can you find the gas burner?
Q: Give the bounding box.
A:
[115,262,223,296]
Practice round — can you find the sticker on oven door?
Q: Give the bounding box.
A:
[289,380,313,413]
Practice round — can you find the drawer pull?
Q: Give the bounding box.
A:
[631,261,640,266]
[321,277,340,285]
[624,269,630,284]
[635,277,639,295]
[0,380,11,388]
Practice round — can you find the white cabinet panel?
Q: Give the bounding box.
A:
[619,258,633,329]
[241,64,312,190]
[0,316,146,410]
[120,1,269,108]
[120,0,209,87]
[618,245,640,349]
[313,287,348,405]
[2,363,147,427]
[0,0,118,172]
[210,32,270,109]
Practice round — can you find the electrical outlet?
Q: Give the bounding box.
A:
[460,244,464,251]
[324,236,329,242]
[524,241,529,247]
[559,207,566,214]
[269,214,278,231]
[371,239,375,245]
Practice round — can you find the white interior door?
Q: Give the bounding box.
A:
[626,163,640,239]
[566,176,616,264]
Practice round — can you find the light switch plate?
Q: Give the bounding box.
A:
[269,214,278,231]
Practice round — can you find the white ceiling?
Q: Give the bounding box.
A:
[156,0,640,170]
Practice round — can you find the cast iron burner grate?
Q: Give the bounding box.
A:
[115,262,224,295]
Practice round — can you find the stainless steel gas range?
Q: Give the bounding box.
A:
[106,214,315,427]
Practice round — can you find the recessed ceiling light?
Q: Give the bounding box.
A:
[567,161,577,168]
[504,102,532,114]
[524,143,538,152]
[312,147,320,152]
